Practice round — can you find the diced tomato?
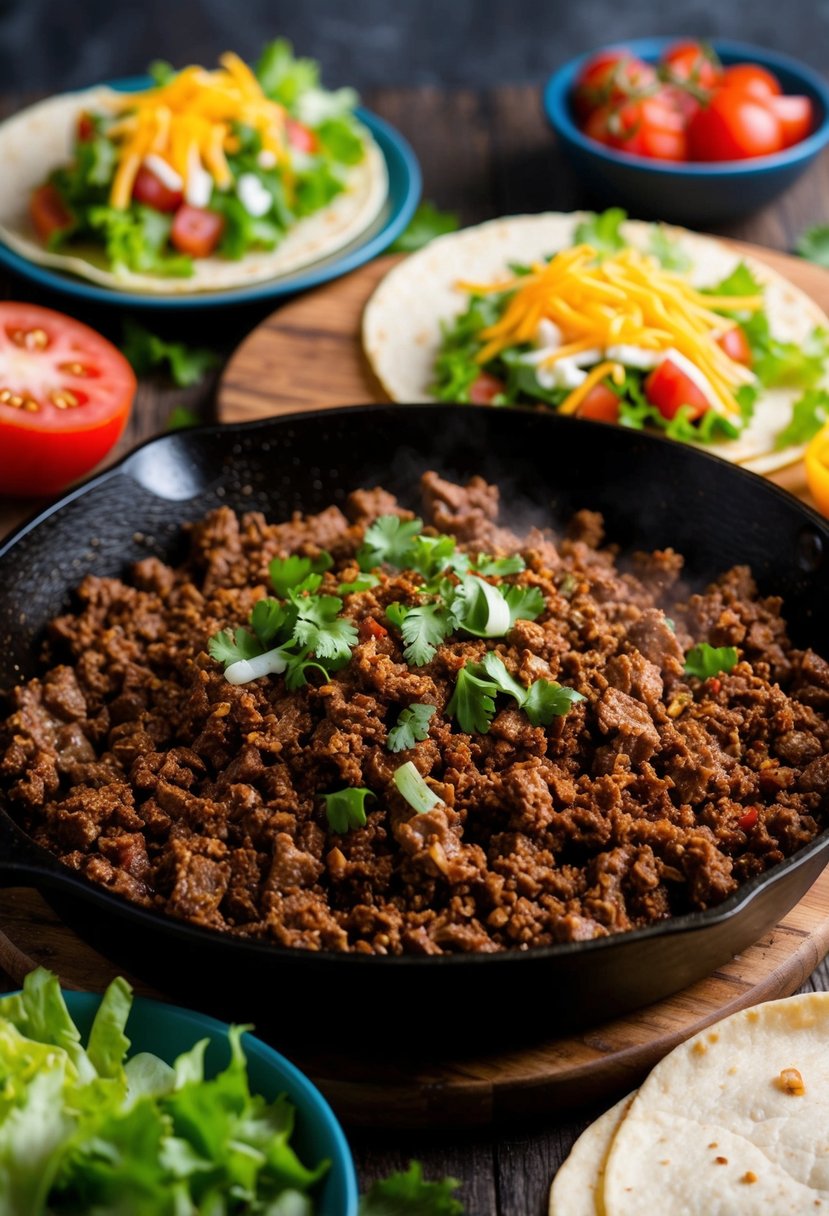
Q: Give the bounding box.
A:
[688,87,783,160]
[577,383,620,423]
[573,50,657,119]
[767,94,814,148]
[600,91,688,160]
[717,324,752,367]
[133,164,183,213]
[359,618,388,641]
[644,358,710,421]
[286,117,318,154]
[706,677,722,695]
[30,183,73,243]
[0,303,135,497]
[737,807,759,831]
[170,206,224,257]
[468,372,505,404]
[660,41,722,92]
[76,111,95,142]
[720,63,781,100]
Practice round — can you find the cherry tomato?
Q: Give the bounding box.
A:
[661,41,722,91]
[76,111,95,142]
[30,183,73,243]
[644,358,710,421]
[720,63,781,100]
[286,117,318,154]
[132,164,183,213]
[170,206,224,257]
[573,50,657,119]
[688,88,783,160]
[577,383,620,423]
[717,324,752,367]
[603,91,688,161]
[468,372,505,404]
[767,94,814,148]
[0,303,135,498]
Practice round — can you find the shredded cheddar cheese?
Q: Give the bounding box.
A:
[106,52,289,209]
[458,245,763,417]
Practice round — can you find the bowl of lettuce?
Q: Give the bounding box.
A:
[0,968,357,1215]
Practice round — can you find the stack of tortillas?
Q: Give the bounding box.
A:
[550,993,829,1214]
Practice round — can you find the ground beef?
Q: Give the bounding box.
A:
[2,473,827,956]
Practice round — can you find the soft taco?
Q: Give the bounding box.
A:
[0,42,388,295]
[363,210,829,474]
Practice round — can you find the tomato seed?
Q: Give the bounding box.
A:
[22,398,39,412]
[0,389,11,404]
[7,394,22,408]
[9,327,48,349]
[59,361,89,376]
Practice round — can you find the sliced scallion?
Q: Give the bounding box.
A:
[393,761,440,814]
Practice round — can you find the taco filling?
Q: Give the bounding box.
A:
[1,41,387,292]
[363,211,829,473]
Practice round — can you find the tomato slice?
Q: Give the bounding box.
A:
[717,324,752,367]
[30,184,73,243]
[577,383,620,423]
[720,63,781,100]
[171,206,225,257]
[286,118,318,154]
[133,164,183,213]
[644,358,710,421]
[688,87,783,160]
[468,372,505,404]
[0,304,135,498]
[768,95,814,148]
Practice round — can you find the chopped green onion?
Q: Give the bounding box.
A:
[393,761,440,814]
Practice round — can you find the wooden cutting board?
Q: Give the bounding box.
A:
[2,238,829,1129]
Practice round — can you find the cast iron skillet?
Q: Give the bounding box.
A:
[1,405,828,1044]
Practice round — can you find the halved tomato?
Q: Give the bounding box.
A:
[30,183,73,243]
[577,383,620,422]
[717,324,752,366]
[0,304,135,498]
[645,358,710,420]
[171,206,225,257]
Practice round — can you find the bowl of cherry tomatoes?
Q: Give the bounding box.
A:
[544,37,829,224]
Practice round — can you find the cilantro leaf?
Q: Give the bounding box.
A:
[359,515,424,571]
[389,603,454,666]
[473,553,525,577]
[387,703,437,753]
[797,224,829,268]
[478,652,528,705]
[774,388,829,450]
[207,627,263,666]
[405,533,460,580]
[684,643,738,679]
[120,318,219,387]
[389,201,460,253]
[339,574,381,595]
[269,552,333,598]
[323,787,374,833]
[522,679,585,726]
[283,651,331,690]
[293,595,358,663]
[573,208,627,255]
[450,575,512,638]
[446,666,499,734]
[648,225,692,273]
[503,584,545,624]
[359,1161,465,1215]
[250,598,287,647]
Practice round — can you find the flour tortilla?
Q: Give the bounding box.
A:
[0,87,388,295]
[548,1095,634,1216]
[599,993,829,1214]
[363,212,829,473]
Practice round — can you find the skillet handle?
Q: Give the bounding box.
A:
[0,810,58,887]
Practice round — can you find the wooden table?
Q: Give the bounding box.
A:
[2,84,829,1214]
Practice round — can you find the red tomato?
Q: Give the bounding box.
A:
[170,206,224,257]
[644,358,710,421]
[577,383,620,423]
[573,50,657,119]
[720,63,781,100]
[737,807,759,831]
[0,303,135,497]
[468,372,505,404]
[359,617,388,641]
[583,102,616,147]
[603,91,688,160]
[30,184,73,243]
[661,41,722,91]
[768,94,814,147]
[688,88,783,160]
[286,117,318,154]
[132,164,183,213]
[717,324,752,366]
[76,111,95,142]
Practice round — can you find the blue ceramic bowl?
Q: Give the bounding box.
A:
[63,990,358,1216]
[543,37,829,224]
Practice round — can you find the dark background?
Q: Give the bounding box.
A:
[5,0,828,92]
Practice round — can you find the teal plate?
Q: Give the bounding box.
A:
[0,77,421,310]
[60,989,358,1216]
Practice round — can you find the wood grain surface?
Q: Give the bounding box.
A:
[2,81,829,1214]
